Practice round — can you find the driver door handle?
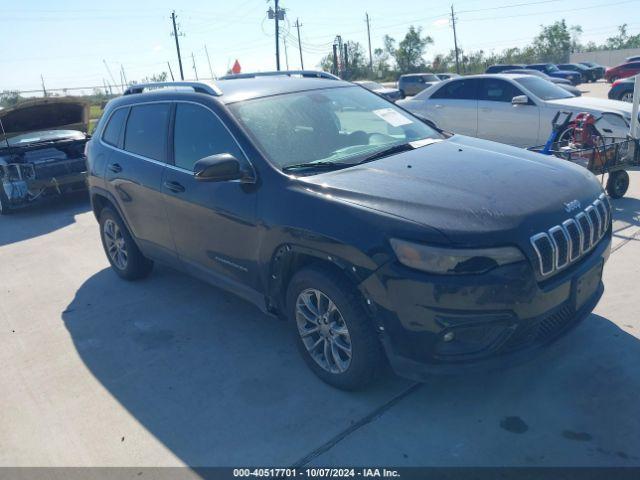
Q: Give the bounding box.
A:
[434,104,444,109]
[108,163,122,173]
[163,180,185,193]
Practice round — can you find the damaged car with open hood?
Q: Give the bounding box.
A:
[0,97,90,214]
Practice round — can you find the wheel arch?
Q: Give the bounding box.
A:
[266,244,372,317]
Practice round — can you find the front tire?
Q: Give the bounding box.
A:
[286,266,383,390]
[99,207,153,280]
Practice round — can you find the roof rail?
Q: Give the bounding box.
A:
[123,81,222,96]
[219,70,340,81]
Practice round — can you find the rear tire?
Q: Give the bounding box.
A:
[286,265,383,390]
[99,207,153,280]
[606,171,629,199]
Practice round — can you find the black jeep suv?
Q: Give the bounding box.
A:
[86,73,611,390]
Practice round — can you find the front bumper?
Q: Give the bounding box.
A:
[1,168,87,209]
[361,233,610,381]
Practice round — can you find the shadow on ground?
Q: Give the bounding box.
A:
[610,195,640,244]
[62,264,640,467]
[61,266,407,467]
[0,192,90,246]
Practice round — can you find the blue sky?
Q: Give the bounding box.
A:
[2,0,639,93]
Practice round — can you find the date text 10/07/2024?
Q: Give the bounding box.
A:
[232,468,401,478]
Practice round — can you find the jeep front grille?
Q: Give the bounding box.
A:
[530,194,610,277]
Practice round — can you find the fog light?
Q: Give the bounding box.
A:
[443,331,455,342]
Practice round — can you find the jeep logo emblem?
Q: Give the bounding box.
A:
[564,200,581,213]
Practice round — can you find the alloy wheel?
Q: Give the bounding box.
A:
[295,288,352,374]
[103,219,128,270]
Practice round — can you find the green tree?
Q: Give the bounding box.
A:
[0,90,22,108]
[532,20,573,63]
[372,47,391,77]
[385,26,433,73]
[605,24,640,49]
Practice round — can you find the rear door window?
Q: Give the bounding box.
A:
[431,79,479,100]
[102,108,128,147]
[479,79,524,102]
[123,103,171,161]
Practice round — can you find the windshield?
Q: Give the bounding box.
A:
[514,76,574,100]
[228,86,441,171]
[1,129,85,147]
[421,74,439,82]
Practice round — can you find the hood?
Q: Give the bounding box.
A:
[546,96,633,118]
[0,97,90,141]
[375,87,400,94]
[297,135,603,246]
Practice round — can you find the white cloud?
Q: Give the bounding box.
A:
[433,18,449,28]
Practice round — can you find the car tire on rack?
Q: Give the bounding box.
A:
[99,207,153,280]
[286,265,383,390]
[620,91,634,102]
[0,189,12,215]
[606,170,630,199]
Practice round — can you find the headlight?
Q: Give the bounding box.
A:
[390,239,525,274]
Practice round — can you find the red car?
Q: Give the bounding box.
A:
[605,61,640,82]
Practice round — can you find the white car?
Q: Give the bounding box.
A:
[397,74,634,147]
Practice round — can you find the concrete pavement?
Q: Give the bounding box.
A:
[0,174,639,467]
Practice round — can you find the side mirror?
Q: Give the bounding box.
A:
[194,153,248,182]
[512,95,529,105]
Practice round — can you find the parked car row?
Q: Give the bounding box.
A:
[398,73,634,148]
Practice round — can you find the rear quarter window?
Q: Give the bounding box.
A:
[123,103,171,161]
[102,108,128,147]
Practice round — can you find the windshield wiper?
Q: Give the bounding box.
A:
[355,142,415,165]
[282,161,356,172]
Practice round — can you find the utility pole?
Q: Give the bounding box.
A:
[343,43,348,78]
[40,75,47,97]
[294,18,304,69]
[283,37,289,70]
[191,52,199,80]
[119,70,125,91]
[332,43,338,76]
[167,62,175,81]
[450,5,460,75]
[171,10,185,80]
[365,12,373,72]
[204,44,216,80]
[268,1,285,70]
